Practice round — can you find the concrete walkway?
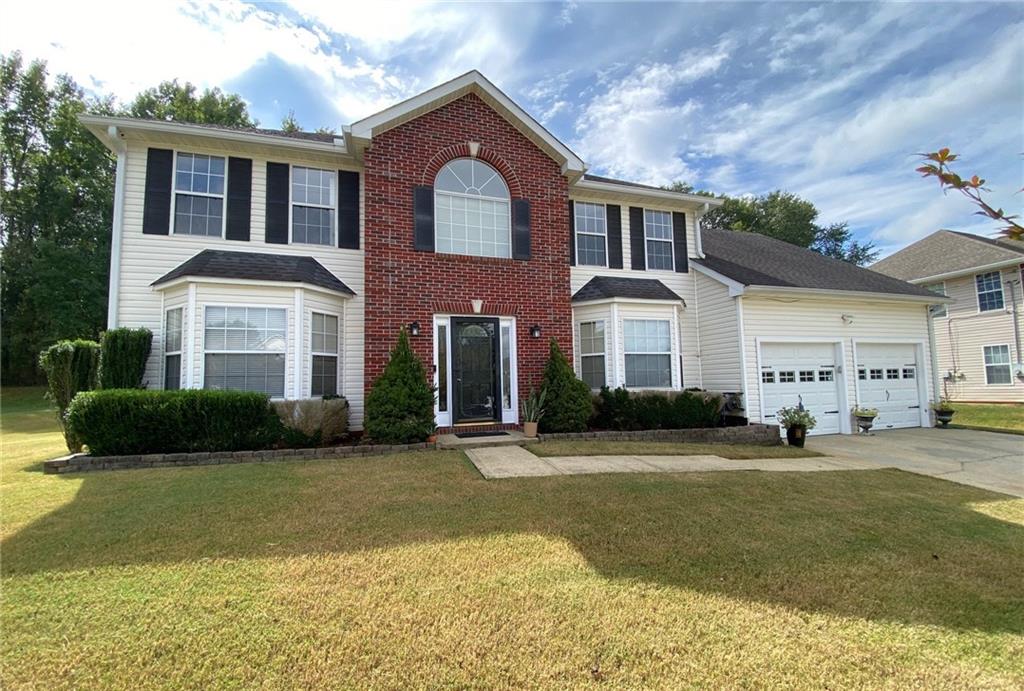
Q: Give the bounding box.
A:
[465,445,877,480]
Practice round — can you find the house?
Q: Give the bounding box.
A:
[80,70,945,436]
[872,230,1024,402]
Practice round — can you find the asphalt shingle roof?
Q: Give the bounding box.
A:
[697,228,936,297]
[137,118,338,143]
[152,250,355,295]
[572,276,684,303]
[871,229,1024,281]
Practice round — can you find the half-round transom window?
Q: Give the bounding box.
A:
[434,158,511,258]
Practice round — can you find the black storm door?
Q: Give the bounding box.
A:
[452,318,500,423]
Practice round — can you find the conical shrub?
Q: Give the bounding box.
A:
[538,338,593,433]
[365,329,436,444]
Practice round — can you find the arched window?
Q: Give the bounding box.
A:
[434,158,511,258]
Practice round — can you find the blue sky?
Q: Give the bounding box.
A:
[3,1,1022,256]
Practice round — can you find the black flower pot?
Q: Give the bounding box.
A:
[935,410,955,427]
[856,415,876,434]
[786,425,806,448]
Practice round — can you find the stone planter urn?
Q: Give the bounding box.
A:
[855,415,876,434]
[934,410,955,427]
[523,421,538,438]
[785,425,806,448]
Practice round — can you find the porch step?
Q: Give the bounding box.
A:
[437,431,539,450]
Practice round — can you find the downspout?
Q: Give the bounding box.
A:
[693,276,703,388]
[927,308,941,411]
[105,126,127,328]
[1005,277,1023,369]
[695,202,709,258]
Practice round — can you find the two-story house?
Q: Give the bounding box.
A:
[81,71,944,436]
[872,230,1024,402]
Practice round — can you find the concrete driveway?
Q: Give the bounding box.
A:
[808,428,1023,497]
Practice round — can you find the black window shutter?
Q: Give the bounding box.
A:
[629,206,646,270]
[337,170,359,249]
[265,162,289,244]
[672,211,688,272]
[142,148,173,235]
[512,198,531,260]
[606,204,623,269]
[568,200,576,266]
[225,157,252,241]
[413,185,434,251]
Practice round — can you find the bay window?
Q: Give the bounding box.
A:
[579,321,606,389]
[164,307,183,390]
[311,312,339,396]
[624,319,672,388]
[204,306,286,397]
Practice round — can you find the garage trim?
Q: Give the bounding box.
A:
[851,338,930,429]
[754,336,852,435]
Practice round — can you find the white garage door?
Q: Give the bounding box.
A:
[759,342,842,436]
[856,343,922,430]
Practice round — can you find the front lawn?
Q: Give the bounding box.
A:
[3,387,1023,688]
[950,402,1024,434]
[531,440,820,459]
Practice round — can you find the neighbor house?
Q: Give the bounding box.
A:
[81,71,945,436]
[872,230,1024,402]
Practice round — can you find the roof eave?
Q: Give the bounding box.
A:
[573,178,725,206]
[151,275,355,298]
[904,258,1024,284]
[743,285,951,304]
[571,296,686,307]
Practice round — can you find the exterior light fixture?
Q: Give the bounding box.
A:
[409,321,421,336]
[530,324,541,338]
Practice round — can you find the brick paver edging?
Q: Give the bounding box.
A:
[43,442,438,474]
[538,424,780,444]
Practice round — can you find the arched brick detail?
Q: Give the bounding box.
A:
[421,144,524,198]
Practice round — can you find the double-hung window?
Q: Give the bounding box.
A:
[292,167,336,246]
[434,158,511,258]
[311,312,339,396]
[643,209,674,271]
[174,153,225,236]
[575,203,607,266]
[983,345,1012,384]
[976,272,1005,312]
[925,282,947,318]
[624,319,672,388]
[579,321,606,389]
[164,308,183,390]
[204,307,287,397]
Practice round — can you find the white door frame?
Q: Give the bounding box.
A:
[754,336,851,435]
[851,338,929,429]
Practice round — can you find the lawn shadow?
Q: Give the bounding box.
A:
[3,451,1022,634]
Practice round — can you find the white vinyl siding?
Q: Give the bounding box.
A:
[925,282,947,318]
[695,271,743,393]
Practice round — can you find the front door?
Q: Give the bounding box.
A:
[452,318,500,423]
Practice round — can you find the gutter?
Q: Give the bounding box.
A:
[573,178,726,206]
[742,285,952,305]
[907,258,1024,285]
[104,126,128,328]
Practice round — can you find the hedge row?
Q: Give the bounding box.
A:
[38,340,101,451]
[590,387,723,431]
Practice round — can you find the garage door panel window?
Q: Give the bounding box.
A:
[869,369,883,380]
[799,370,815,383]
[902,367,915,379]
[818,369,834,382]
[204,306,287,397]
[984,345,1012,384]
[761,370,775,384]
[624,319,672,388]
[976,272,1005,312]
[886,368,900,380]
[579,320,606,389]
[779,371,795,383]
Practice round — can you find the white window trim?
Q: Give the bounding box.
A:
[163,306,183,390]
[642,208,675,272]
[575,202,608,268]
[623,318,674,390]
[310,309,342,397]
[578,319,608,390]
[290,165,338,247]
[925,281,948,318]
[199,303,289,399]
[975,271,1005,313]
[433,159,512,259]
[982,343,1013,386]
[169,150,228,238]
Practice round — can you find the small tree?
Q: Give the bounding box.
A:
[38,339,100,451]
[98,327,152,389]
[538,338,592,433]
[364,329,436,444]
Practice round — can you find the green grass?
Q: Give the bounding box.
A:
[950,402,1024,434]
[3,386,1024,688]
[530,440,820,459]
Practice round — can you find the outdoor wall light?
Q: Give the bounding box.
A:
[530,324,542,338]
[409,321,421,337]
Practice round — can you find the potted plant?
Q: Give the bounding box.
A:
[931,399,956,427]
[852,407,879,434]
[520,388,546,438]
[777,406,817,447]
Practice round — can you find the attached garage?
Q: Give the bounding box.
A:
[854,342,927,430]
[757,341,844,436]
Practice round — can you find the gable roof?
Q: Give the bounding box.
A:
[572,276,684,303]
[349,70,585,176]
[696,228,937,299]
[871,229,1024,281]
[152,250,355,296]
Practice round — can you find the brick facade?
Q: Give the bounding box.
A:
[363,93,573,409]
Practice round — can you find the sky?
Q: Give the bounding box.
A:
[2,1,1022,257]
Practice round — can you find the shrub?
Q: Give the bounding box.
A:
[538,338,592,433]
[365,329,436,444]
[274,396,350,447]
[592,386,636,430]
[667,390,723,429]
[39,339,100,451]
[634,392,673,430]
[98,327,152,389]
[66,389,283,456]
[590,387,723,431]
